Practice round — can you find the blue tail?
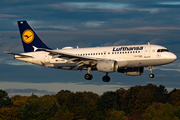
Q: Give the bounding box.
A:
[17,21,51,52]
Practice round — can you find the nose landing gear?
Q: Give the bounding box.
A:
[149,66,155,78]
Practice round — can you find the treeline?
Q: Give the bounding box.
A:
[0,83,180,120]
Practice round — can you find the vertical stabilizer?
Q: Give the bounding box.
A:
[17,21,51,52]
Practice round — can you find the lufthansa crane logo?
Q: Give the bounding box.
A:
[22,29,34,44]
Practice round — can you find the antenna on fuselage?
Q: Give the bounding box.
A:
[148,42,150,45]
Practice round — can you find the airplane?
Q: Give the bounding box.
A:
[5,21,177,82]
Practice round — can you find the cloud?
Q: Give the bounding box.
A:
[85,21,105,27]
[49,26,77,30]
[4,60,32,66]
[0,0,179,97]
[1,82,129,96]
[152,61,180,73]
[0,14,17,18]
[100,39,131,46]
[5,88,55,95]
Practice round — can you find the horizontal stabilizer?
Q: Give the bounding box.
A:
[4,51,33,58]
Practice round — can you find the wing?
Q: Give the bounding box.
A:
[38,48,110,67]
[4,51,33,58]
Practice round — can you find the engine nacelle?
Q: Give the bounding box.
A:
[96,61,118,73]
[118,67,144,76]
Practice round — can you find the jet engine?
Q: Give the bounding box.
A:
[118,67,144,76]
[96,61,118,73]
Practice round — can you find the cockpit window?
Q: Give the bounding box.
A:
[157,49,169,52]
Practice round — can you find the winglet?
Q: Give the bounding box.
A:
[32,46,38,52]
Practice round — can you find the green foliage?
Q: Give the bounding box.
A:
[128,110,143,120]
[63,92,99,120]
[0,84,180,119]
[55,90,71,106]
[0,107,19,120]
[122,85,155,113]
[174,106,180,119]
[0,89,12,108]
[170,89,180,107]
[96,91,120,111]
[54,108,74,120]
[105,109,126,120]
[142,103,179,120]
[18,95,59,120]
[11,95,29,107]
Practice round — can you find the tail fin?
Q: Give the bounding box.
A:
[17,21,51,52]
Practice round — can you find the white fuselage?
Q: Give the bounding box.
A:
[15,44,177,71]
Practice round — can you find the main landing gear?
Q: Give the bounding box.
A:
[149,66,155,78]
[84,67,111,82]
[102,73,110,82]
[84,74,93,80]
[84,67,93,80]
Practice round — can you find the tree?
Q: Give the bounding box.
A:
[11,95,29,107]
[0,89,12,108]
[142,103,179,120]
[174,106,180,119]
[55,108,74,120]
[121,85,154,114]
[170,89,180,107]
[154,85,168,103]
[64,92,99,120]
[55,90,71,106]
[0,107,18,120]
[96,91,120,119]
[18,95,59,120]
[128,110,143,120]
[105,109,126,120]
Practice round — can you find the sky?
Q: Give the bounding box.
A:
[0,0,180,96]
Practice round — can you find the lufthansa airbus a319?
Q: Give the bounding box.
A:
[5,21,177,82]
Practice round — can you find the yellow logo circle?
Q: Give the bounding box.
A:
[22,29,34,44]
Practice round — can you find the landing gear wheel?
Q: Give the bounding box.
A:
[84,74,93,80]
[148,66,155,78]
[102,75,110,82]
[149,74,155,78]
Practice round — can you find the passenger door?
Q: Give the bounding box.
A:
[144,46,151,58]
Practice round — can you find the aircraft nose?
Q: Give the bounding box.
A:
[169,53,177,62]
